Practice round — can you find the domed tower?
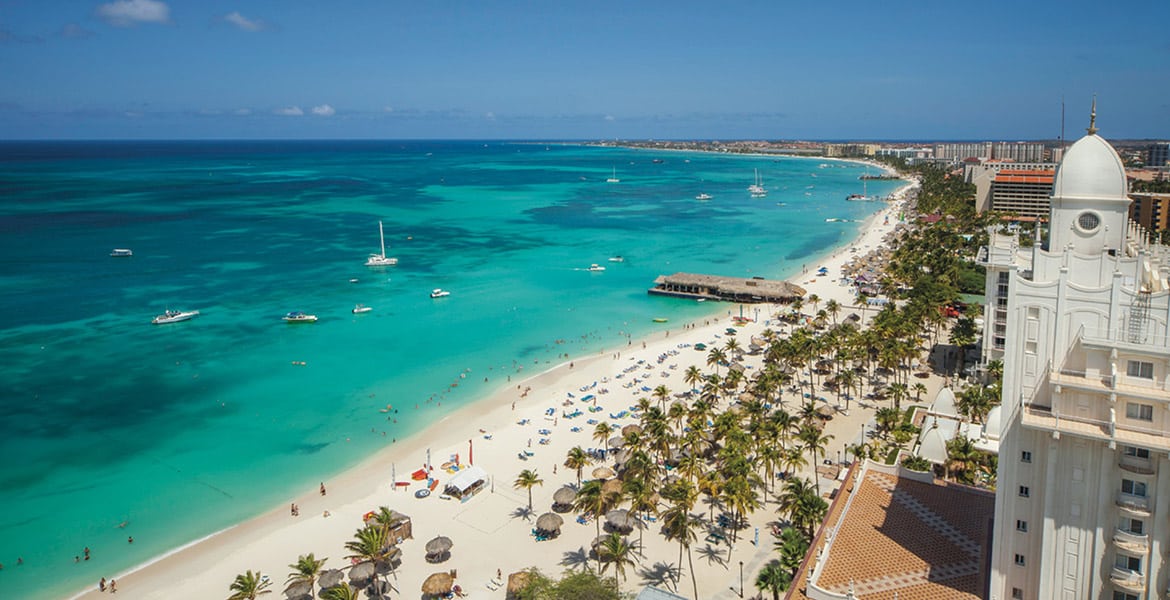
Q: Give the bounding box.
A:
[1047,101,1131,255]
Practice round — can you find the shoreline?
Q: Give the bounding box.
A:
[67,173,921,600]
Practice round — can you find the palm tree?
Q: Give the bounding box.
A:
[564,446,591,486]
[514,469,544,510]
[825,298,841,326]
[227,570,272,600]
[683,365,704,392]
[797,424,833,495]
[755,560,790,600]
[596,532,639,590]
[889,381,908,411]
[652,384,672,411]
[344,524,393,586]
[778,477,827,538]
[574,479,620,573]
[706,347,727,376]
[912,381,928,403]
[660,480,700,600]
[593,421,615,460]
[319,583,360,600]
[285,554,327,598]
[945,435,982,484]
[623,477,658,556]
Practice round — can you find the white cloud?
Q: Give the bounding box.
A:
[275,106,303,116]
[97,0,170,27]
[224,11,263,32]
[311,104,335,117]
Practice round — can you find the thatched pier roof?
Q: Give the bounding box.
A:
[648,273,805,304]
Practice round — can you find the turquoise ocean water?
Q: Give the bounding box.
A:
[0,141,899,598]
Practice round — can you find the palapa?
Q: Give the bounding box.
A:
[605,508,638,531]
[425,535,453,555]
[348,561,375,582]
[601,478,623,496]
[607,435,625,449]
[319,569,344,589]
[507,571,532,594]
[621,424,642,436]
[535,512,564,533]
[421,572,454,596]
[592,466,615,479]
[552,486,577,506]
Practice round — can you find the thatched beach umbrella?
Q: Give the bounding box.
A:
[553,486,576,507]
[421,572,454,596]
[282,581,312,600]
[319,569,344,589]
[425,535,453,555]
[348,561,375,583]
[535,512,564,534]
[592,466,615,479]
[591,534,609,549]
[607,436,625,449]
[621,424,642,436]
[605,508,637,532]
[602,478,623,496]
[507,571,532,595]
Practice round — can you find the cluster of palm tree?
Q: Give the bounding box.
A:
[227,506,406,600]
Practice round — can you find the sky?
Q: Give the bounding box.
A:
[0,0,1168,140]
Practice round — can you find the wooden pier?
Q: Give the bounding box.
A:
[647,272,806,304]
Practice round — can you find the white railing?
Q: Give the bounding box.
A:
[1113,528,1149,549]
[1079,325,1170,350]
[1110,566,1144,589]
[1116,492,1150,512]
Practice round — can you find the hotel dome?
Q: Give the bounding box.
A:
[1051,133,1128,202]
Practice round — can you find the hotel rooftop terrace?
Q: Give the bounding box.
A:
[786,461,995,600]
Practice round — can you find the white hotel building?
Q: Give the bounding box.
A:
[979,117,1170,600]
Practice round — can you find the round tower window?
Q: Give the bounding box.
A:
[1077,212,1100,232]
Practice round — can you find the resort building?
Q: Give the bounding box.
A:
[1130,192,1170,233]
[966,161,1058,215]
[1148,142,1169,168]
[993,142,1047,163]
[978,114,1170,600]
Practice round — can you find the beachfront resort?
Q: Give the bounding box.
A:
[20,115,1170,600]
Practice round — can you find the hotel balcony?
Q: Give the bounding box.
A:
[1050,367,1170,404]
[1080,326,1170,356]
[1022,402,1170,452]
[1110,566,1146,592]
[1113,529,1150,553]
[1119,456,1156,475]
[1116,492,1151,513]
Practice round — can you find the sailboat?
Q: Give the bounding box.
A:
[748,169,767,198]
[606,167,620,183]
[365,221,399,266]
[845,172,876,201]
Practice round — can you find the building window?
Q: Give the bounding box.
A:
[1113,592,1139,600]
[1012,588,1024,600]
[1015,520,1028,532]
[1021,450,1032,463]
[1019,485,1030,498]
[1122,446,1150,460]
[1119,517,1144,535]
[1077,211,1101,232]
[1125,403,1153,421]
[1113,553,1141,573]
[1122,479,1148,497]
[1014,554,1026,566]
[1126,360,1154,379]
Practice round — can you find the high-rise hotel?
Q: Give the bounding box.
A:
[980,112,1170,600]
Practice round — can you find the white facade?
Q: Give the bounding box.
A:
[981,123,1170,600]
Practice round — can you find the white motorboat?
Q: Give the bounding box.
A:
[283,311,318,323]
[608,256,624,262]
[587,264,606,272]
[152,309,199,324]
[695,193,712,201]
[365,221,399,266]
[110,248,133,257]
[430,289,450,298]
[352,304,372,314]
[606,167,620,183]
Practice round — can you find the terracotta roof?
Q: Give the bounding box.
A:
[993,169,1054,184]
[785,463,995,600]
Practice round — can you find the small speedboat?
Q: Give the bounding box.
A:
[110,248,133,257]
[587,264,606,272]
[608,256,624,262]
[695,193,712,201]
[283,311,318,323]
[152,309,199,324]
[352,304,372,314]
[430,289,450,298]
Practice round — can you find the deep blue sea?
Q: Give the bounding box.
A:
[0,141,898,598]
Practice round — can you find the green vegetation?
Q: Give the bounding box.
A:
[513,569,628,600]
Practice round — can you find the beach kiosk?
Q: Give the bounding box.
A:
[443,465,488,502]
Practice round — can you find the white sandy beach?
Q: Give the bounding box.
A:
[71,177,938,600]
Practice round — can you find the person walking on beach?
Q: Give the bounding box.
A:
[99,578,106,592]
[110,579,116,593]
[320,482,326,496]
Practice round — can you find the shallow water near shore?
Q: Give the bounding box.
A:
[0,141,899,598]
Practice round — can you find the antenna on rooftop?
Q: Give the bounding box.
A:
[1060,97,1066,152]
[1087,95,1098,135]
